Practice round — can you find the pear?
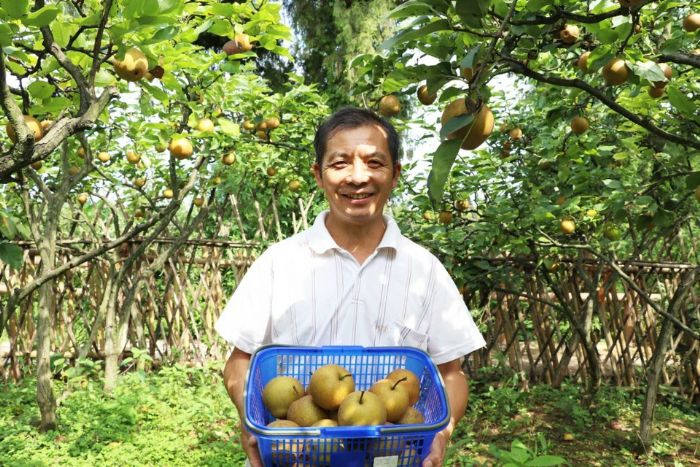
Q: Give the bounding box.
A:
[262,376,304,419]
[387,369,421,406]
[379,95,401,117]
[398,446,420,466]
[113,48,148,82]
[570,117,589,134]
[417,85,436,105]
[397,407,424,425]
[370,378,410,422]
[559,24,580,44]
[264,117,280,129]
[306,419,343,464]
[286,394,328,427]
[267,420,300,464]
[372,436,405,456]
[560,218,576,235]
[337,390,387,426]
[169,137,193,160]
[196,118,215,133]
[126,150,140,164]
[311,419,338,427]
[6,115,43,143]
[309,364,355,410]
[602,58,629,85]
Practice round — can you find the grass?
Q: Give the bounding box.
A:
[1,362,698,466]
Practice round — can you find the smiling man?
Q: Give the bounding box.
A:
[217,107,485,467]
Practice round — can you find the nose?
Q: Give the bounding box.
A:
[347,159,370,184]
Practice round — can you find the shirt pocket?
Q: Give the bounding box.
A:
[270,302,313,346]
[394,320,428,350]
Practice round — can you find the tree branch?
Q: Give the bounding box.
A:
[501,56,700,150]
[659,52,700,69]
[501,0,653,25]
[88,0,114,89]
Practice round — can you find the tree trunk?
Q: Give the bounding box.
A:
[639,267,698,447]
[103,294,119,394]
[36,243,57,431]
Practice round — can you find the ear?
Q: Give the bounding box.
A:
[313,163,323,187]
[391,163,401,188]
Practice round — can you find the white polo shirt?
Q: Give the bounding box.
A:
[215,211,485,365]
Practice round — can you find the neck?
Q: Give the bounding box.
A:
[325,214,387,262]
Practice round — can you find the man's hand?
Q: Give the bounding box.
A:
[422,423,452,467]
[422,358,468,466]
[241,428,263,467]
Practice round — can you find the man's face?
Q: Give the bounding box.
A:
[314,124,400,227]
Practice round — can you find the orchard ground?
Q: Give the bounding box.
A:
[1,363,698,466]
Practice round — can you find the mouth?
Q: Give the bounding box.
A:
[343,193,373,200]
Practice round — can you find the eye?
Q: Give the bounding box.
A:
[329,161,347,169]
[367,160,384,168]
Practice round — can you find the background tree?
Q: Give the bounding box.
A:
[283,0,400,107]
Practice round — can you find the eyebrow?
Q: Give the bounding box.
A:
[326,151,388,160]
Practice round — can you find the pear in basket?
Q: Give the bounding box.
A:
[398,446,420,466]
[370,378,410,422]
[308,364,355,410]
[304,419,344,464]
[262,376,304,418]
[387,369,421,405]
[286,394,328,426]
[337,390,387,426]
[397,407,424,425]
[267,420,300,464]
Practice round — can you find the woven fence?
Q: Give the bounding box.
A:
[1,242,698,401]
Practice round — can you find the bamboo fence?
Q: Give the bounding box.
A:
[1,245,698,402]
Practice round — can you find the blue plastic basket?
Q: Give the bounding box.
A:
[244,345,450,467]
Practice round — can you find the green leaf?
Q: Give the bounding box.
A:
[427,140,461,207]
[27,81,54,99]
[388,1,436,19]
[142,25,177,45]
[123,0,142,19]
[0,23,13,47]
[666,86,695,116]
[0,243,23,270]
[0,0,28,18]
[525,455,568,466]
[140,81,169,103]
[380,19,450,50]
[31,96,71,114]
[21,5,59,27]
[459,46,481,69]
[440,113,474,140]
[211,3,234,16]
[629,61,666,84]
[455,0,492,28]
[218,119,240,137]
[158,0,182,14]
[509,447,530,464]
[603,179,622,189]
[686,172,700,190]
[525,0,548,12]
[52,21,71,47]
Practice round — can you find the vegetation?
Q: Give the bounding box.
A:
[1,364,698,466]
[0,0,698,463]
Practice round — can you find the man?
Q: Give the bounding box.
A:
[216,107,485,466]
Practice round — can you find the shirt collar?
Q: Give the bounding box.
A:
[308,211,400,255]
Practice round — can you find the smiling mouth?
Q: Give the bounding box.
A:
[344,193,372,199]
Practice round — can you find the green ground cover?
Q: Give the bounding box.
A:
[1,363,697,466]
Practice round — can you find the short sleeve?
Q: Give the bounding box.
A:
[426,259,486,365]
[214,248,274,354]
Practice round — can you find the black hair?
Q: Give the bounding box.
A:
[313,107,400,168]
